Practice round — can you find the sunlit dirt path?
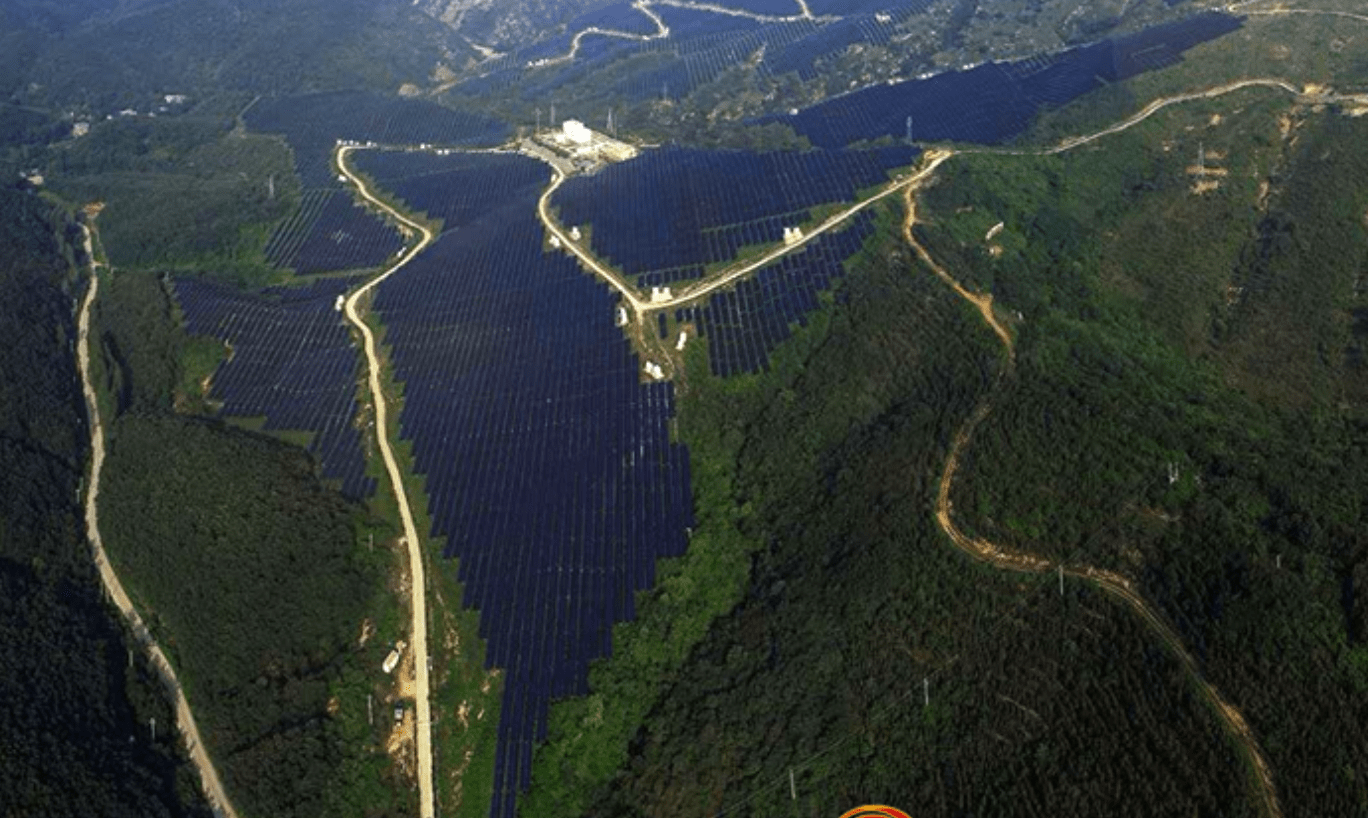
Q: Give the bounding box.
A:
[338,147,438,818]
[77,224,242,818]
[1223,0,1368,25]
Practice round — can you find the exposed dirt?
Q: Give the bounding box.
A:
[339,145,438,818]
[387,709,416,778]
[447,748,475,814]
[397,649,418,700]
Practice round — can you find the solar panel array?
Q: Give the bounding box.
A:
[350,150,550,233]
[553,145,918,287]
[777,11,1245,148]
[249,92,508,276]
[677,209,875,377]
[245,91,510,187]
[173,276,376,499]
[363,152,693,818]
[263,189,331,267]
[765,7,927,80]
[263,190,405,274]
[806,0,914,12]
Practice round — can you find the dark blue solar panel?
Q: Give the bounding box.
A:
[455,6,906,106]
[565,1,661,35]
[775,11,1244,148]
[351,150,549,234]
[554,145,918,282]
[721,0,805,12]
[678,209,875,377]
[173,276,376,499]
[245,91,510,187]
[365,152,693,818]
[263,190,404,274]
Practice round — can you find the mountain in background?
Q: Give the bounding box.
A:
[412,0,614,49]
[0,0,475,107]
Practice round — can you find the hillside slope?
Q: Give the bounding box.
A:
[2,0,474,107]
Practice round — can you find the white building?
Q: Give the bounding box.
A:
[562,119,592,145]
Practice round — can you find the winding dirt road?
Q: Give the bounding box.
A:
[650,0,826,23]
[77,225,241,818]
[529,0,829,71]
[337,147,438,818]
[901,148,1283,818]
[538,1,670,67]
[1021,78,1301,156]
[1225,0,1368,25]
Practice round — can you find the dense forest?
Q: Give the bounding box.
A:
[524,204,1259,817]
[0,186,209,818]
[917,96,1368,815]
[92,268,411,818]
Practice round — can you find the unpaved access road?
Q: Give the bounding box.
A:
[77,224,241,818]
[338,146,438,818]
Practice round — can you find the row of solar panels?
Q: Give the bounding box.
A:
[777,11,1245,149]
[174,276,376,499]
[263,189,404,275]
[671,210,874,377]
[555,145,917,277]
[365,152,695,818]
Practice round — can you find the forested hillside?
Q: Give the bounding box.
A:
[524,204,1258,817]
[0,187,208,818]
[917,94,1368,816]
